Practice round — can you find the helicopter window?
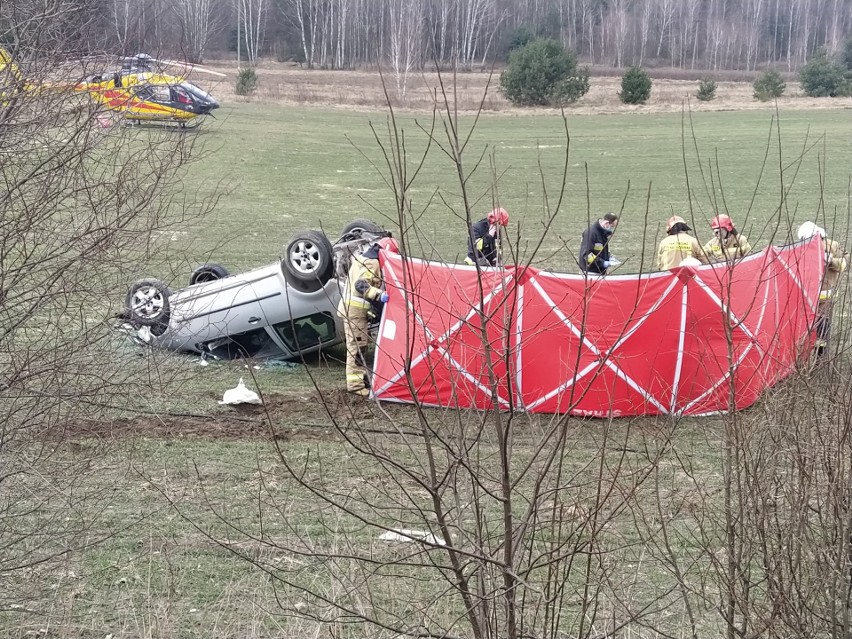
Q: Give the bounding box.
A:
[133,85,170,103]
[180,82,213,101]
[152,86,171,102]
[172,86,192,104]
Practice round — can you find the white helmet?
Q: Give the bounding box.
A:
[797,221,826,240]
[679,256,703,267]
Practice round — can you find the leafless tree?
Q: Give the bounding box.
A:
[87,0,852,71]
[0,1,214,624]
[387,0,423,101]
[186,73,805,639]
[236,0,268,65]
[173,70,852,639]
[608,0,632,68]
[112,0,136,53]
[173,0,216,63]
[281,0,315,68]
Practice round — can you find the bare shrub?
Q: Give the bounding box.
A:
[192,65,849,639]
[0,6,214,630]
[185,71,683,639]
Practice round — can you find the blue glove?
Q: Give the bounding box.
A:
[602,260,610,269]
[379,292,389,303]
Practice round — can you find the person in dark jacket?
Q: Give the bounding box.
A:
[579,213,618,274]
[465,207,509,267]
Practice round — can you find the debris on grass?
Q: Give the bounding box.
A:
[378,528,445,545]
[218,378,262,405]
[262,358,300,370]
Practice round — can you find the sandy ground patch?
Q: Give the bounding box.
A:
[198,62,852,115]
[64,390,415,441]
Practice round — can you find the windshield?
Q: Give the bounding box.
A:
[180,82,214,102]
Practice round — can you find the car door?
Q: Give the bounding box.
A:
[256,272,343,357]
[168,268,281,348]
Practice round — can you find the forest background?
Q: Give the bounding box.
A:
[10,0,851,75]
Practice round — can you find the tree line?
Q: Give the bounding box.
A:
[3,0,852,71]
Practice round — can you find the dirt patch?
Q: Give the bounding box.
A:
[199,62,852,115]
[62,390,412,442]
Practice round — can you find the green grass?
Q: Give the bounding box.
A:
[5,420,730,637]
[8,103,852,637]
[136,102,852,411]
[177,104,852,277]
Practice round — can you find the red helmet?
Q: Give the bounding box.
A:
[487,207,509,226]
[377,236,400,254]
[710,214,734,232]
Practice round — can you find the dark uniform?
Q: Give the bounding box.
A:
[579,221,612,274]
[465,218,499,266]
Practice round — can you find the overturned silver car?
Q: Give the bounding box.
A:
[122,219,387,360]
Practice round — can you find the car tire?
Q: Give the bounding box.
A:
[125,278,171,330]
[189,263,229,286]
[281,230,335,293]
[339,218,383,241]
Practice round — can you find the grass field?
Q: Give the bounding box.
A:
[178,103,852,277]
[9,101,852,638]
[132,102,852,415]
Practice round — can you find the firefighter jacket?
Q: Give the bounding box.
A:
[702,234,752,263]
[657,233,707,270]
[340,253,383,315]
[822,237,848,298]
[578,221,612,274]
[465,218,499,266]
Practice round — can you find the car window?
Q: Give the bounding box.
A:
[205,327,281,360]
[273,312,337,352]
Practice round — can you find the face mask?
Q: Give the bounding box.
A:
[488,224,498,237]
[602,223,614,234]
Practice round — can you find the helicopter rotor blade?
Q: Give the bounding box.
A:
[153,58,227,78]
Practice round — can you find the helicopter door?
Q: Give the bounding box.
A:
[134,85,169,103]
[150,86,170,103]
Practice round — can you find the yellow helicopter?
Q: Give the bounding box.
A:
[1,49,224,127]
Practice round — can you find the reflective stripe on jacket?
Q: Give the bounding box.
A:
[657,233,707,270]
[702,234,751,263]
[341,254,382,312]
[466,218,498,266]
[578,221,611,273]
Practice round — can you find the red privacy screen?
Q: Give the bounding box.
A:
[372,237,823,417]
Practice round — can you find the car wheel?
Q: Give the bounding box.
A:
[339,218,383,241]
[281,230,334,293]
[125,278,171,329]
[189,263,229,286]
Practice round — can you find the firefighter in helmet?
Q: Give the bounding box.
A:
[798,221,848,354]
[465,207,509,267]
[702,214,752,263]
[337,236,400,396]
[657,215,708,270]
